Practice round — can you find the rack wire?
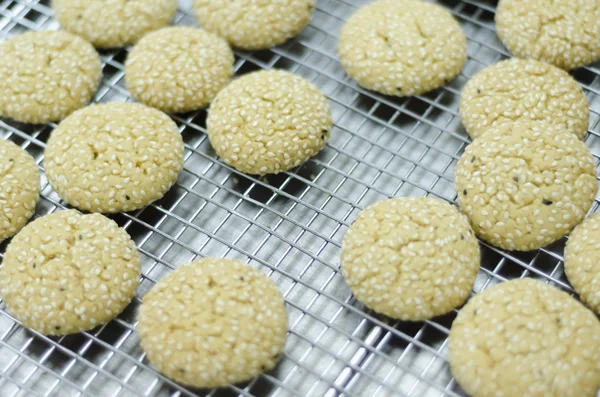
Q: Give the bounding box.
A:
[1,0,599,396]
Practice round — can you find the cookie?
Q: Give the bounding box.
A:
[125,27,234,113]
[565,213,600,314]
[53,0,177,48]
[0,140,40,243]
[460,58,589,140]
[0,31,101,124]
[194,0,315,50]
[207,70,332,175]
[341,197,480,321]
[0,210,141,336]
[455,121,597,251]
[137,258,288,388]
[45,102,184,213]
[338,0,467,97]
[496,0,600,70]
[449,278,600,397]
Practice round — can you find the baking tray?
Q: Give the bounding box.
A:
[1,0,599,396]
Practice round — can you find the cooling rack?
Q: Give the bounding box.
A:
[1,0,600,396]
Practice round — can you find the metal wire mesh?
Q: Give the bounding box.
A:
[1,0,599,396]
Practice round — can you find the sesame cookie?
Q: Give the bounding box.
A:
[338,0,467,97]
[194,0,315,50]
[45,102,184,213]
[0,31,101,124]
[341,197,480,321]
[460,58,589,140]
[53,0,177,48]
[137,258,288,388]
[207,70,332,175]
[0,210,141,336]
[455,121,597,251]
[125,27,234,113]
[0,140,40,243]
[449,278,600,397]
[565,213,600,314]
[496,0,600,70]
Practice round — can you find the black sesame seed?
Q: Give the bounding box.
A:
[179,368,186,372]
[321,134,326,140]
[460,234,464,240]
[463,189,467,196]
[8,158,13,162]
[78,234,82,240]
[543,199,553,206]
[240,276,245,281]
[444,79,450,84]
[556,317,561,324]
[322,128,328,133]
[473,309,478,316]
[55,325,61,330]
[477,89,481,94]
[397,86,402,91]
[513,177,518,182]
[32,263,36,269]
[60,288,65,292]
[471,156,476,163]
[125,195,131,200]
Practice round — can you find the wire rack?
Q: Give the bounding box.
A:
[1,0,599,396]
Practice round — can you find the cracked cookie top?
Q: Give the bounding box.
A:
[338,0,467,96]
[455,120,597,251]
[0,210,141,335]
[460,58,589,140]
[207,69,332,175]
[45,102,184,213]
[137,258,288,388]
[340,197,480,321]
[125,26,234,113]
[0,31,101,123]
[0,140,40,243]
[496,0,600,70]
[449,278,600,397]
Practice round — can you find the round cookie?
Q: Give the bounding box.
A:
[194,0,315,50]
[565,213,600,314]
[0,210,141,336]
[496,0,600,70]
[340,197,480,321]
[45,102,184,213]
[460,58,589,140]
[53,0,177,48]
[449,278,600,397]
[455,121,597,251]
[338,0,467,97]
[0,31,101,124]
[125,27,234,113]
[137,258,288,388]
[0,140,40,243]
[207,70,332,175]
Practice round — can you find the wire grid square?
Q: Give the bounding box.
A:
[1,0,599,396]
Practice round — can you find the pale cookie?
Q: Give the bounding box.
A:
[207,70,332,175]
[194,0,315,50]
[460,58,589,140]
[0,140,40,243]
[0,210,141,336]
[125,27,234,113]
[341,197,480,321]
[449,278,600,397]
[45,102,184,213]
[496,0,600,70]
[565,213,600,314]
[137,258,288,388]
[338,0,467,96]
[455,121,597,251]
[0,31,101,124]
[53,0,177,48]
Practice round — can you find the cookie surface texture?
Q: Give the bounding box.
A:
[449,278,600,397]
[460,58,589,139]
[495,0,600,70]
[0,31,101,124]
[207,70,332,175]
[565,213,600,314]
[45,102,184,213]
[338,0,467,96]
[455,121,597,251]
[125,27,234,113]
[137,258,288,388]
[0,140,40,242]
[341,197,480,321]
[0,210,141,336]
[53,0,177,48]
[194,0,315,50]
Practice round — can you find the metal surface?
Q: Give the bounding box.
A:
[0,0,599,396]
